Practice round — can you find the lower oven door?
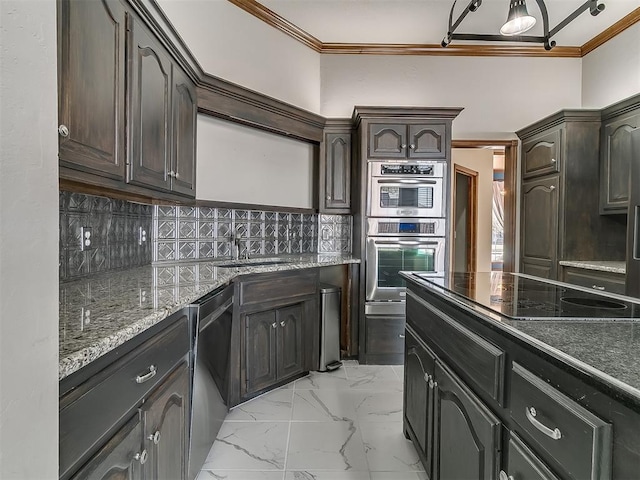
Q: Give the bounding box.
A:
[366,236,445,302]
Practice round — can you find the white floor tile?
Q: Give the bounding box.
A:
[197,471,285,480]
[202,422,289,471]
[370,473,427,480]
[392,365,405,380]
[285,471,371,480]
[292,390,357,422]
[294,369,350,390]
[344,366,403,391]
[351,391,403,423]
[226,388,294,421]
[286,421,368,471]
[359,422,424,472]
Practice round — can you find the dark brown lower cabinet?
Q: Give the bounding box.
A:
[505,432,560,480]
[243,301,306,398]
[70,415,142,480]
[142,362,190,480]
[433,361,502,480]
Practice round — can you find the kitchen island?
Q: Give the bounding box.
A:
[401,271,640,480]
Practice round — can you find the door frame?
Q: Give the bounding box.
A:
[452,140,518,272]
[453,164,478,273]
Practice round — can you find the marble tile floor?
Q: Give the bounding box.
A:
[197,363,427,480]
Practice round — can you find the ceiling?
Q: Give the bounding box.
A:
[255,0,639,48]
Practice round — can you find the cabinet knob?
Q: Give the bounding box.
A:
[410,144,416,150]
[499,471,514,480]
[168,171,175,178]
[398,334,405,339]
[401,144,407,149]
[148,430,161,445]
[134,449,148,465]
[550,158,556,163]
[58,125,69,138]
[423,373,431,382]
[280,320,286,327]
[271,322,277,329]
[592,285,605,291]
[174,172,180,179]
[326,195,331,200]
[549,185,556,191]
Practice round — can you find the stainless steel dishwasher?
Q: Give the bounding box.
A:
[188,284,234,480]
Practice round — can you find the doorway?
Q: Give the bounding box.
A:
[453,165,478,272]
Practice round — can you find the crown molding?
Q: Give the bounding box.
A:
[227,0,322,52]
[228,0,640,58]
[581,7,640,56]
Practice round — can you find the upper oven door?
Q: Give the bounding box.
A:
[368,177,444,217]
[366,236,446,302]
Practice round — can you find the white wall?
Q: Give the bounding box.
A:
[197,115,315,208]
[582,22,640,108]
[451,149,495,273]
[156,0,321,113]
[321,55,583,138]
[0,1,59,478]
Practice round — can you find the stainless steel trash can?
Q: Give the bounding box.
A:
[319,284,342,372]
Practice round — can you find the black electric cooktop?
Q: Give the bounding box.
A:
[414,272,640,320]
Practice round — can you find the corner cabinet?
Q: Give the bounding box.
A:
[320,120,352,213]
[231,269,319,406]
[58,0,197,199]
[599,94,640,215]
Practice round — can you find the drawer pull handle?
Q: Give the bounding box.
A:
[526,406,562,440]
[592,285,605,291]
[148,430,161,445]
[135,365,157,384]
[499,470,514,480]
[134,449,148,464]
[398,334,405,339]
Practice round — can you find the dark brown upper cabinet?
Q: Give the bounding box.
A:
[368,123,448,160]
[57,0,127,180]
[599,95,640,215]
[58,0,197,200]
[522,129,561,179]
[127,16,173,193]
[320,120,352,213]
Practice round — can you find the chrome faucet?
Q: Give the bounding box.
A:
[230,232,241,261]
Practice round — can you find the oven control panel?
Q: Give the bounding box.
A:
[381,164,434,175]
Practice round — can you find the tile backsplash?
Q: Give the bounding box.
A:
[59,191,153,281]
[153,206,321,262]
[59,191,353,279]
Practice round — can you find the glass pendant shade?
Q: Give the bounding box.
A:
[500,0,537,36]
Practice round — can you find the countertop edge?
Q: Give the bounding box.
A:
[59,256,360,380]
[559,260,626,274]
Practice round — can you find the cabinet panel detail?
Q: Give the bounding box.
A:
[324,133,351,211]
[244,310,278,394]
[409,124,446,159]
[506,432,560,480]
[368,124,406,158]
[522,130,561,179]
[276,303,304,380]
[171,67,197,197]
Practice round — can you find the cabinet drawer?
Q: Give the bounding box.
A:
[238,269,318,308]
[510,363,612,480]
[407,291,505,404]
[522,129,561,178]
[60,315,189,479]
[562,267,625,295]
[365,315,405,354]
[506,432,560,480]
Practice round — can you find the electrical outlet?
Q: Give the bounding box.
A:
[139,226,147,246]
[80,226,93,251]
[80,307,91,330]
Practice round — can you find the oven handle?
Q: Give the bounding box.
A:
[376,179,438,185]
[372,240,441,246]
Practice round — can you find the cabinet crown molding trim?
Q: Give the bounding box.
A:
[352,106,464,126]
[601,93,640,121]
[516,110,602,139]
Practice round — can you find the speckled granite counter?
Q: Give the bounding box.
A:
[402,271,640,408]
[559,260,626,274]
[59,254,360,380]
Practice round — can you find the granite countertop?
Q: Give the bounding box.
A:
[403,272,640,406]
[59,254,360,380]
[559,260,626,274]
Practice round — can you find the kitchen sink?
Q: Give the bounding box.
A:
[216,259,291,268]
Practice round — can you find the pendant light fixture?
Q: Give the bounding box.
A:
[441,0,606,51]
[500,0,537,36]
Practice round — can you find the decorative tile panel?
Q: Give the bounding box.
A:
[318,214,352,253]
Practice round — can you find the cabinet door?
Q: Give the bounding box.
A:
[142,362,189,480]
[368,124,407,158]
[404,329,436,474]
[276,303,304,380]
[58,0,126,180]
[600,113,640,214]
[171,67,197,197]
[323,132,351,212]
[70,414,143,480]
[520,176,559,279]
[504,432,560,480]
[408,124,447,159]
[244,310,278,395]
[522,130,561,179]
[433,362,501,480]
[128,16,172,192]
